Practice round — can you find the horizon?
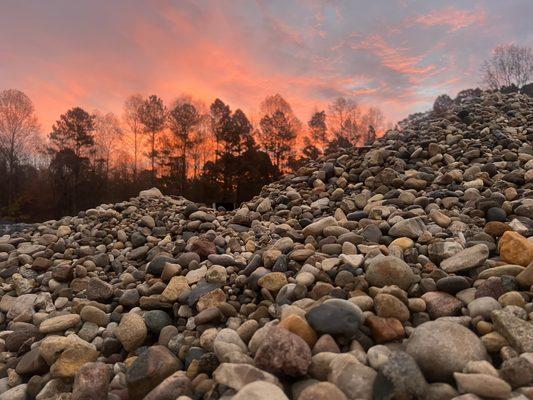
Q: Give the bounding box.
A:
[2,0,532,133]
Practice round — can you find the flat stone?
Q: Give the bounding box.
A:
[50,342,99,378]
[421,291,463,318]
[389,217,426,239]
[39,314,81,333]
[453,373,511,399]
[440,244,489,273]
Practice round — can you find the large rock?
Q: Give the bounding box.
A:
[366,256,418,290]
[405,320,489,382]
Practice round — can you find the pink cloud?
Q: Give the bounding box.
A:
[415,6,487,32]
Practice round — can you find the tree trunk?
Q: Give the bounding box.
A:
[134,129,138,183]
[151,131,155,186]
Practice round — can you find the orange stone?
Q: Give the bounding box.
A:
[499,231,533,267]
[278,314,318,347]
[366,315,405,344]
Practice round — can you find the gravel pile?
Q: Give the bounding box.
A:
[0,90,532,400]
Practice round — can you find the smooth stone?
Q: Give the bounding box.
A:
[453,373,511,399]
[306,299,364,337]
[233,381,289,400]
[254,326,312,377]
[39,314,81,333]
[366,256,418,290]
[298,382,347,400]
[405,320,489,382]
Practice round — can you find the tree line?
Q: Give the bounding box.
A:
[0,91,384,222]
[3,43,530,223]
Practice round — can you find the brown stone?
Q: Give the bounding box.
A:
[72,362,110,400]
[190,239,216,259]
[126,345,181,400]
[484,221,512,238]
[196,288,226,311]
[421,291,463,319]
[257,272,288,292]
[254,326,312,377]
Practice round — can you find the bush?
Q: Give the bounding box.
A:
[433,94,454,115]
[520,82,533,97]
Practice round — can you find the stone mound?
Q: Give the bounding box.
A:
[0,90,532,399]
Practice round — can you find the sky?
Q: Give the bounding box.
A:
[1,0,532,133]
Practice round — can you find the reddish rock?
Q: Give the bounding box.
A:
[190,239,216,259]
[254,326,312,377]
[421,291,463,319]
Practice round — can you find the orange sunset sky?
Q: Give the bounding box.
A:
[1,0,532,133]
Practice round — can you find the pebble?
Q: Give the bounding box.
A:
[0,90,531,399]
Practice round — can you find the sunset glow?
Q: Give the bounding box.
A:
[1,0,532,132]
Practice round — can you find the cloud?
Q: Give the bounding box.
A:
[414,6,487,32]
[0,0,531,131]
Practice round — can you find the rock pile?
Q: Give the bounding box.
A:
[0,90,532,400]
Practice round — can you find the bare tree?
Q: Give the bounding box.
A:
[123,94,144,182]
[138,95,166,186]
[360,106,385,145]
[0,89,40,210]
[93,111,123,181]
[328,97,362,144]
[482,44,533,89]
